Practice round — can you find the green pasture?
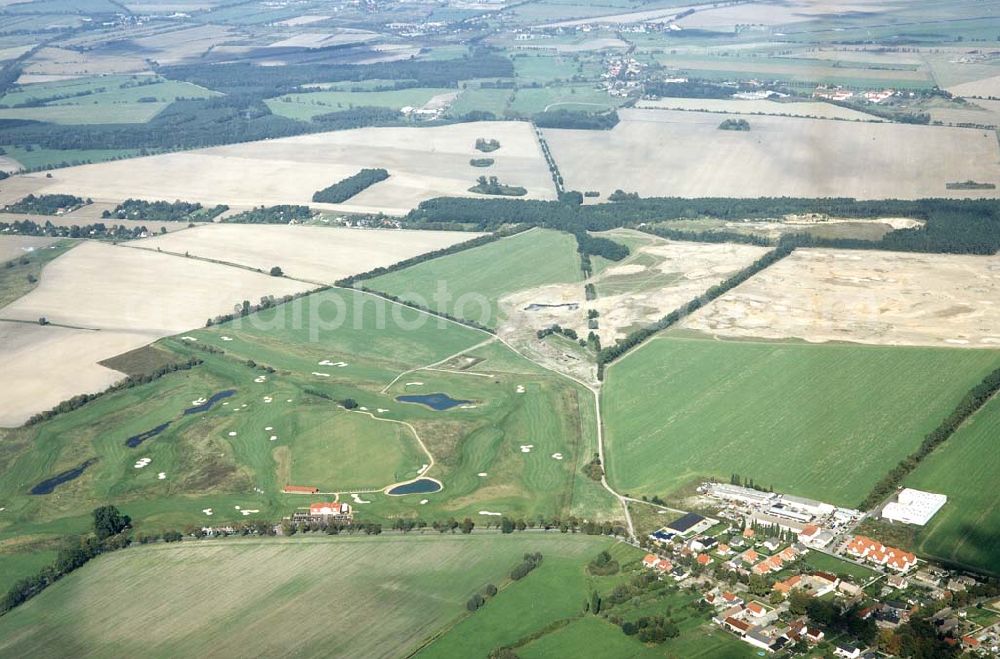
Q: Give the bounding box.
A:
[906,392,1000,575]
[513,53,590,84]
[0,534,612,658]
[0,145,144,170]
[509,84,620,115]
[448,87,513,117]
[364,228,582,328]
[0,103,167,125]
[0,239,76,308]
[265,87,453,121]
[602,336,1000,506]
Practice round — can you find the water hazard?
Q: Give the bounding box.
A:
[395,393,471,411]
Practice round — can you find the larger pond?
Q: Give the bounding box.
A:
[184,389,236,415]
[395,393,471,411]
[30,459,98,495]
[125,422,171,448]
[387,478,442,495]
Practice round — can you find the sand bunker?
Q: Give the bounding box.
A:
[134,457,152,469]
[479,511,502,516]
[351,494,371,504]
[551,453,564,460]
[157,472,166,480]
[520,444,534,453]
[311,372,331,377]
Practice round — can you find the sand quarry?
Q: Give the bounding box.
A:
[543,109,1000,200]
[136,224,481,284]
[500,235,769,346]
[681,248,1000,348]
[18,121,557,215]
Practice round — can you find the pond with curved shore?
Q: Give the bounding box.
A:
[125,422,171,448]
[395,393,471,411]
[184,389,236,415]
[387,478,443,495]
[30,459,98,495]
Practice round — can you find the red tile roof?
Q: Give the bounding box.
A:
[283,485,319,494]
[696,553,711,565]
[725,617,752,633]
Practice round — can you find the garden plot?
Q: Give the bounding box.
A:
[21,121,556,215]
[136,224,480,284]
[0,322,150,427]
[682,248,1000,348]
[0,241,311,333]
[543,109,1000,200]
[499,235,768,345]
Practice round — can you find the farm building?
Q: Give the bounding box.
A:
[778,494,835,518]
[704,482,778,506]
[881,488,947,526]
[664,512,716,536]
[309,502,353,518]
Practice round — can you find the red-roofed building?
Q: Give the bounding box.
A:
[799,524,820,541]
[655,559,673,573]
[309,502,352,517]
[724,617,752,635]
[642,553,658,568]
[845,535,917,572]
[746,601,766,617]
[774,574,802,595]
[721,591,742,606]
[743,528,756,539]
[283,485,319,494]
[716,543,732,556]
[741,549,759,564]
[780,546,798,561]
[696,553,713,566]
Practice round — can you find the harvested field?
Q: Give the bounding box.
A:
[635,97,883,121]
[0,322,150,427]
[682,248,1000,348]
[544,109,1000,200]
[136,224,481,284]
[0,235,60,262]
[21,47,150,79]
[19,122,555,215]
[0,241,311,334]
[947,74,1000,98]
[0,535,611,658]
[602,336,1000,505]
[499,233,768,345]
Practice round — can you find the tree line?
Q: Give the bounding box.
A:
[596,245,794,376]
[860,365,1000,510]
[533,109,619,130]
[224,205,313,224]
[104,198,228,222]
[405,195,1000,254]
[0,219,156,240]
[4,193,85,215]
[312,168,389,204]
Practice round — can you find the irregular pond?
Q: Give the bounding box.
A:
[395,393,471,411]
[524,302,579,311]
[125,422,171,448]
[387,478,442,495]
[184,389,236,415]
[30,459,98,495]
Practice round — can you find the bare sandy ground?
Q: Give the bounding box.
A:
[19,121,556,215]
[500,234,768,345]
[544,109,1000,200]
[0,323,151,427]
[0,241,312,334]
[635,98,883,121]
[0,235,60,262]
[682,248,1000,348]
[135,224,481,283]
[947,75,1000,98]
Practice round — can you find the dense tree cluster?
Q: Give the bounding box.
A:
[0,219,154,240]
[4,193,84,215]
[104,199,227,222]
[587,550,620,576]
[406,196,1000,254]
[469,158,494,167]
[475,138,501,152]
[861,365,1000,509]
[469,175,527,196]
[532,109,619,130]
[510,552,543,580]
[718,118,750,131]
[224,205,313,224]
[312,168,389,203]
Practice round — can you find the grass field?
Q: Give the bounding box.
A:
[0,103,168,124]
[0,534,613,658]
[0,238,74,308]
[905,392,1000,575]
[265,88,453,121]
[448,87,512,117]
[364,228,581,328]
[508,85,620,115]
[602,336,1000,506]
[0,145,144,170]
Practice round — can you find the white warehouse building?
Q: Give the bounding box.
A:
[881,489,947,526]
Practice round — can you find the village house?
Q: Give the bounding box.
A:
[835,643,861,658]
[696,553,713,567]
[773,574,802,596]
[746,601,767,618]
[845,535,916,572]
